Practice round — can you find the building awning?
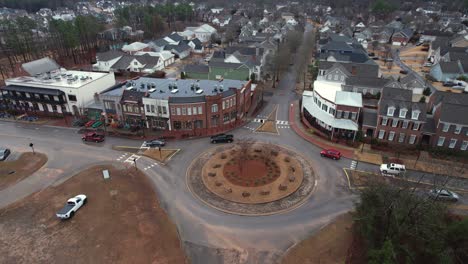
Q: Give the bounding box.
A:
[303,94,359,131]
[1,85,64,96]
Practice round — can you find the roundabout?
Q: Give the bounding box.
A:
[187,141,316,215]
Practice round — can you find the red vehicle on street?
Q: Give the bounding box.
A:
[320,149,341,160]
[82,132,105,143]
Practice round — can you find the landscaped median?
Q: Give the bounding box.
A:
[142,148,180,164]
[255,104,279,134]
[0,152,47,190]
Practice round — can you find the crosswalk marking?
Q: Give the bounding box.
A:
[124,154,141,163]
[350,160,358,170]
[276,120,289,125]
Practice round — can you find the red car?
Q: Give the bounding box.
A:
[82,132,105,143]
[320,149,341,160]
[84,120,96,127]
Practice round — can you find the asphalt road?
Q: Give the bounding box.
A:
[2,27,465,263]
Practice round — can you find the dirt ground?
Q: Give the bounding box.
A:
[0,165,187,264]
[142,148,178,163]
[256,120,279,134]
[0,152,47,190]
[281,213,354,264]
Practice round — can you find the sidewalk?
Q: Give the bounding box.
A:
[289,101,355,158]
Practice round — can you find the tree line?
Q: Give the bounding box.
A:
[114,3,194,39]
[0,15,103,77]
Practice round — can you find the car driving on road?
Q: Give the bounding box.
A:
[56,194,87,219]
[0,148,11,161]
[210,133,234,143]
[380,163,406,176]
[82,132,105,143]
[428,189,459,202]
[143,139,166,147]
[320,149,341,160]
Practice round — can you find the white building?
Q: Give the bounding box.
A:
[2,67,116,116]
[182,24,217,42]
[302,81,363,140]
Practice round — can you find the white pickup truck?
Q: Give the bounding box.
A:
[56,194,87,219]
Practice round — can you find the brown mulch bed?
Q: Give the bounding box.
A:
[0,152,47,190]
[142,149,178,163]
[0,165,187,264]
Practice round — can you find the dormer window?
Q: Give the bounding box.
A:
[411,110,420,120]
[399,108,407,118]
[387,106,395,116]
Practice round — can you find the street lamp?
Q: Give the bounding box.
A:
[29,143,35,154]
[133,158,137,170]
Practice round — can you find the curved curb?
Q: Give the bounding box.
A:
[185,142,318,216]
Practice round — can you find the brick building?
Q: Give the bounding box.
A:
[369,87,426,145]
[100,77,253,137]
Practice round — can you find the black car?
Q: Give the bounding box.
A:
[0,148,11,161]
[143,139,166,147]
[443,81,456,87]
[210,134,234,143]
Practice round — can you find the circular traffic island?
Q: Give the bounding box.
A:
[187,142,315,215]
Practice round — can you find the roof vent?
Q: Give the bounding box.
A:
[196,89,204,94]
[151,83,156,88]
[126,86,135,90]
[148,88,156,93]
[171,88,179,94]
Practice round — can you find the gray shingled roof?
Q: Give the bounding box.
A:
[432,91,468,125]
[379,87,426,121]
[319,61,380,78]
[439,61,462,74]
[96,50,125,61]
[345,76,389,88]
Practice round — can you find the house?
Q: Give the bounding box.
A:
[110,54,164,74]
[148,38,169,52]
[164,43,192,59]
[122,42,150,55]
[365,87,426,145]
[93,50,125,72]
[281,12,295,21]
[184,38,204,53]
[400,73,427,95]
[135,51,175,68]
[1,58,116,117]
[302,81,362,141]
[430,60,465,82]
[425,92,468,150]
[183,24,217,42]
[343,76,389,96]
[391,28,414,46]
[164,33,184,45]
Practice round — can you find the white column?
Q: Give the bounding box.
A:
[47,104,53,112]
[38,104,44,111]
[57,106,62,114]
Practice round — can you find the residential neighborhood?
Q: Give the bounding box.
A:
[0,1,467,264]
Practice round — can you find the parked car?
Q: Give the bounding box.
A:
[0,148,11,161]
[443,81,456,87]
[143,139,166,148]
[380,163,406,176]
[399,70,408,74]
[56,194,87,219]
[210,133,234,143]
[84,120,96,127]
[372,57,379,60]
[0,112,12,119]
[368,52,375,57]
[423,62,433,67]
[82,132,105,143]
[21,116,38,122]
[72,119,86,127]
[428,189,459,202]
[320,149,341,160]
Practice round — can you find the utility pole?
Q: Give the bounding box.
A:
[29,143,35,154]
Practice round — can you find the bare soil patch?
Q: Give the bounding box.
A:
[281,213,354,264]
[256,120,279,134]
[142,148,179,163]
[0,152,47,190]
[223,157,279,187]
[0,165,186,264]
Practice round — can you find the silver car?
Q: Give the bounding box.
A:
[0,148,11,161]
[428,189,459,202]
